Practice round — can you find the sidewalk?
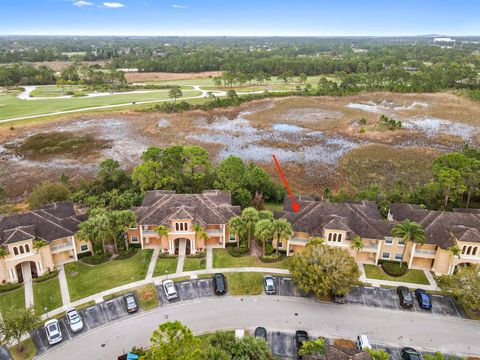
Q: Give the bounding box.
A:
[358,263,439,291]
[146,248,160,280]
[22,262,34,309]
[57,264,71,306]
[206,247,213,270]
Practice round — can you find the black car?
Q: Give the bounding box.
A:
[397,286,413,308]
[295,330,309,359]
[254,327,267,340]
[401,347,423,360]
[123,293,139,313]
[414,289,432,310]
[213,273,226,295]
[333,294,346,304]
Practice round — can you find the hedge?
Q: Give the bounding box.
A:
[80,254,110,265]
[33,269,58,283]
[260,253,284,263]
[227,247,249,257]
[129,243,142,249]
[187,251,206,259]
[158,253,176,259]
[115,248,138,260]
[380,260,408,277]
[0,282,23,293]
[77,251,92,259]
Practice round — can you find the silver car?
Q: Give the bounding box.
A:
[263,275,276,295]
[45,319,62,345]
[163,280,178,300]
[66,308,84,333]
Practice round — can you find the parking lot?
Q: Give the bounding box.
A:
[28,276,468,357]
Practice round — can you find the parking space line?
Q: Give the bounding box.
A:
[361,287,366,307]
[375,288,383,310]
[99,304,108,324]
[35,329,48,351]
[448,297,461,318]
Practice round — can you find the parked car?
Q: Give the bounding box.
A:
[414,289,432,310]
[163,280,178,300]
[66,308,84,333]
[333,294,346,304]
[263,275,276,295]
[401,347,423,360]
[397,286,414,308]
[254,326,267,340]
[44,319,63,345]
[356,334,371,350]
[295,330,309,359]
[213,273,226,295]
[123,293,139,313]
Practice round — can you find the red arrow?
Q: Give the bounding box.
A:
[272,154,300,213]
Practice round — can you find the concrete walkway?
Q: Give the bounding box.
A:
[359,263,439,291]
[206,247,213,270]
[176,240,186,274]
[57,265,71,306]
[22,262,34,309]
[145,248,160,280]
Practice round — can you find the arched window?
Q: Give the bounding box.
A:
[25,244,30,253]
[328,233,332,241]
[462,245,467,254]
[466,246,472,255]
[333,233,337,242]
[184,222,188,231]
[338,234,342,242]
[473,247,478,256]
[13,247,18,255]
[19,245,24,254]
[175,223,179,231]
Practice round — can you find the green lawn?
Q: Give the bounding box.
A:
[226,273,264,295]
[65,249,153,301]
[213,249,290,269]
[0,286,25,315]
[363,264,430,285]
[183,258,206,272]
[30,85,86,97]
[0,89,201,120]
[153,257,178,277]
[33,277,62,315]
[9,338,36,360]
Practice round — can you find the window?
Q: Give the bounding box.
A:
[184,222,188,231]
[229,234,236,242]
[131,236,139,243]
[13,247,18,256]
[382,252,390,259]
[473,247,478,256]
[384,237,393,245]
[462,245,467,254]
[395,253,403,261]
[338,234,342,242]
[397,239,405,246]
[19,245,24,254]
[80,244,88,252]
[25,244,30,253]
[466,246,472,255]
[328,233,332,241]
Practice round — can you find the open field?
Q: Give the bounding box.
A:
[1,92,479,201]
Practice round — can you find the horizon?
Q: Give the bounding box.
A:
[1,0,479,37]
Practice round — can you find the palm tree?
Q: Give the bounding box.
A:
[228,216,244,248]
[155,225,169,251]
[254,219,274,256]
[258,210,274,221]
[240,207,259,249]
[448,245,461,259]
[112,210,136,251]
[192,224,206,251]
[391,219,425,268]
[272,218,293,253]
[33,239,48,253]
[0,247,7,259]
[307,237,325,247]
[351,235,364,256]
[93,213,114,256]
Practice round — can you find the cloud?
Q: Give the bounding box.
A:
[73,0,93,6]
[172,4,186,8]
[103,2,125,8]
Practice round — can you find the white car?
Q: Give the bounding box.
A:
[66,308,84,333]
[163,280,178,300]
[44,319,62,345]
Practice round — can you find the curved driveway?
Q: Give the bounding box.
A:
[37,296,480,359]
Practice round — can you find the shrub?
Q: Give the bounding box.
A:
[129,243,142,249]
[380,260,408,277]
[0,282,23,293]
[260,253,284,263]
[80,254,110,265]
[187,251,206,259]
[265,243,274,255]
[227,246,249,257]
[77,251,92,259]
[115,247,138,260]
[158,253,176,259]
[28,181,71,209]
[33,269,58,283]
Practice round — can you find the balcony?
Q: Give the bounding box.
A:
[414,249,437,258]
[142,230,158,236]
[51,242,74,254]
[206,229,224,237]
[361,244,378,253]
[289,237,308,246]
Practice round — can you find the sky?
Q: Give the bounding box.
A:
[1,0,479,36]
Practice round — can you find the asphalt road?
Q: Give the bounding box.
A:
[37,296,480,360]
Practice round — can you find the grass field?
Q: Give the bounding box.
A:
[33,277,62,315]
[0,286,24,315]
[212,249,290,269]
[226,272,264,295]
[30,85,86,97]
[65,250,153,301]
[183,258,206,272]
[363,264,430,285]
[153,257,178,277]
[0,89,201,120]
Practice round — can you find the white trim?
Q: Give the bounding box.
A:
[71,236,78,261]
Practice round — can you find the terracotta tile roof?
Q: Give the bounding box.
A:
[276,197,395,240]
[135,190,241,226]
[0,201,86,246]
[389,203,480,248]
